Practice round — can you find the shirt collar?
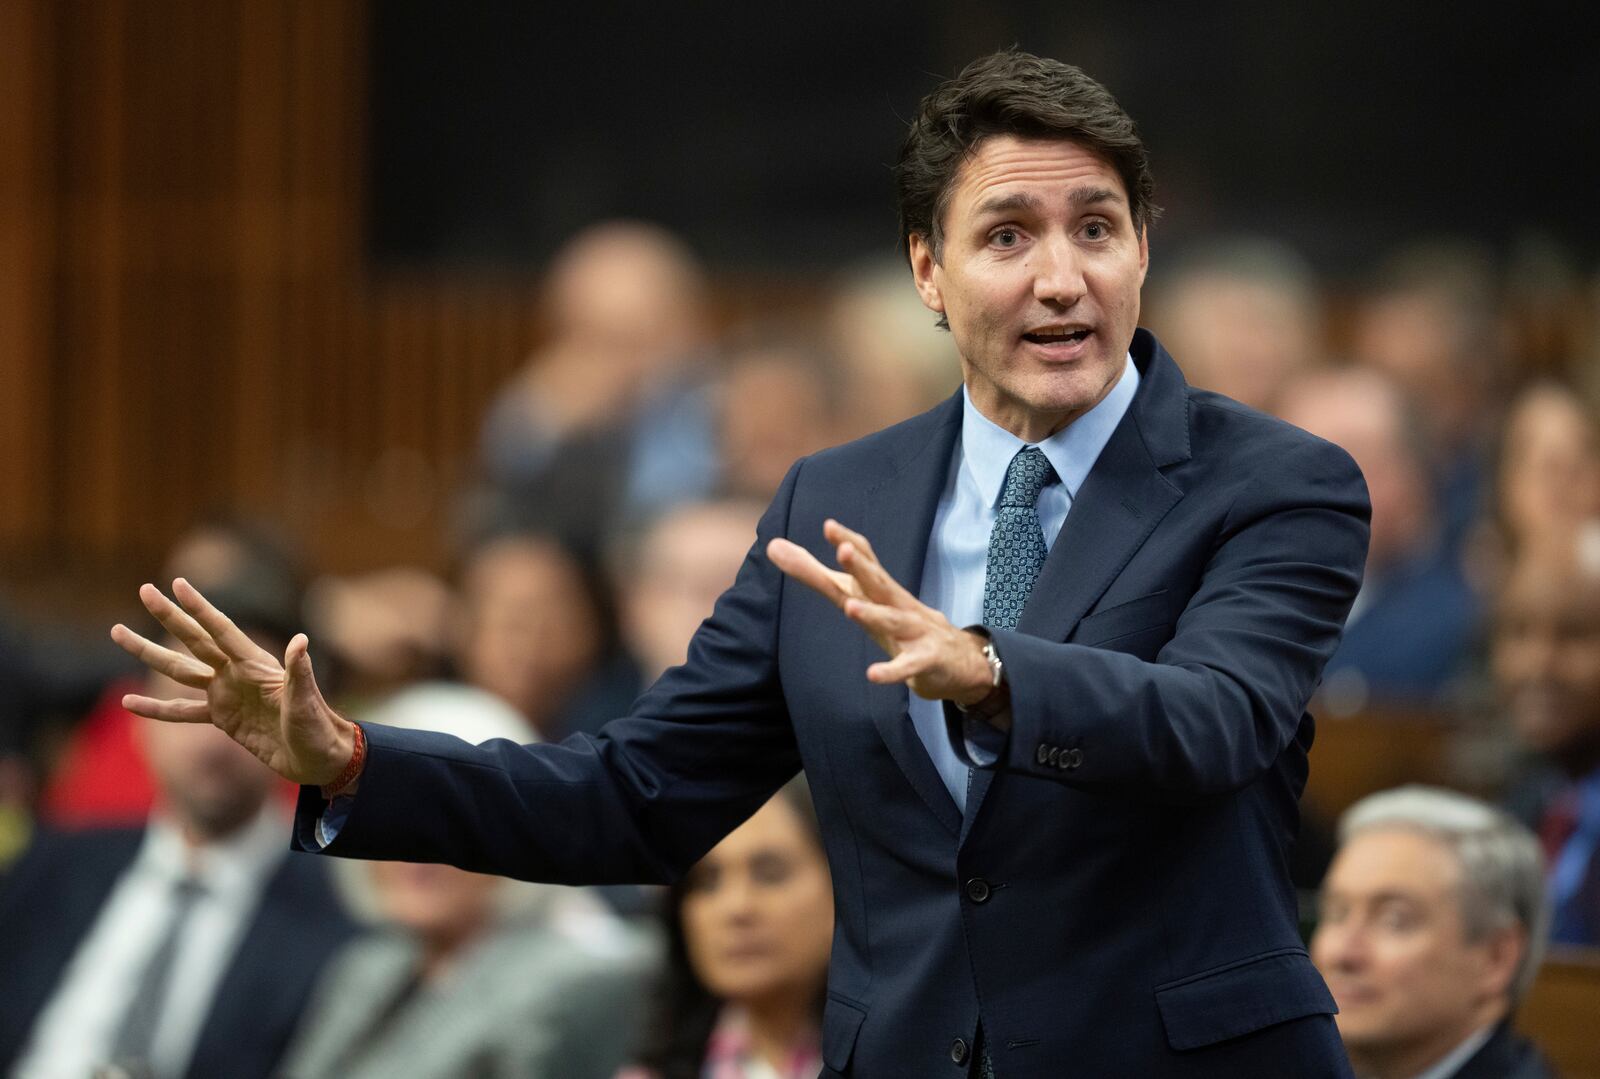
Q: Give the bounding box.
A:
[1397,1024,1495,1079]
[139,801,289,899]
[960,353,1140,506]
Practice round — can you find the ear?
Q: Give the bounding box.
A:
[907,233,945,318]
[1137,224,1150,286]
[1476,924,1526,1001]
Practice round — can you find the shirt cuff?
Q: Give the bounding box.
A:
[313,794,356,848]
[944,699,1010,769]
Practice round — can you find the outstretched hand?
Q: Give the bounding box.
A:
[767,519,995,707]
[110,579,355,786]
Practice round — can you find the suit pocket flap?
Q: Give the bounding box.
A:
[1154,949,1336,1051]
[1074,589,1171,646]
[822,993,867,1071]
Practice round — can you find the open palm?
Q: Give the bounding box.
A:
[111,578,351,786]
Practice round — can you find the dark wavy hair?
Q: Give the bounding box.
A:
[896,48,1158,263]
[628,776,826,1079]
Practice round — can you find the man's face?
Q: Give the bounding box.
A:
[1493,556,1600,768]
[1312,829,1515,1064]
[909,135,1147,442]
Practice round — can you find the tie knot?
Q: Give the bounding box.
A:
[999,446,1056,508]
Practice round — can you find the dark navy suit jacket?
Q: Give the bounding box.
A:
[294,330,1370,1077]
[0,825,356,1079]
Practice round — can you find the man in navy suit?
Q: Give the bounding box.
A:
[2,615,355,1079]
[114,50,1369,1077]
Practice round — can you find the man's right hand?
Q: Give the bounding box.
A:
[111,578,355,787]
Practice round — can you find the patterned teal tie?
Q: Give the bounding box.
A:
[973,447,1055,1079]
[983,446,1057,630]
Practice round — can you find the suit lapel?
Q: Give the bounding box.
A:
[1019,332,1189,643]
[962,333,1191,842]
[863,395,964,838]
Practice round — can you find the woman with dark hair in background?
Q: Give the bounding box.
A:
[620,777,833,1079]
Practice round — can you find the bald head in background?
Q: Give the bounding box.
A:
[544,220,710,377]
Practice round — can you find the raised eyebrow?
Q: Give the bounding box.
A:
[974,192,1043,218]
[1071,186,1125,210]
[975,187,1125,219]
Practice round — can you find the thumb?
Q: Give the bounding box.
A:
[284,633,327,715]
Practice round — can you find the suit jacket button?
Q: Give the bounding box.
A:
[965,877,991,903]
[1067,748,1084,769]
[1046,746,1061,766]
[1036,744,1051,765]
[950,1037,969,1065]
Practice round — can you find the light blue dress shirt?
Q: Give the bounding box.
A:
[909,355,1140,811]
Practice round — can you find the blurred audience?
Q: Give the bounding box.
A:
[716,335,841,502]
[1350,243,1504,552]
[824,259,962,441]
[1493,533,1600,946]
[304,566,455,704]
[1149,236,1324,415]
[1312,786,1552,1079]
[0,616,355,1079]
[614,500,765,684]
[1278,366,1478,707]
[281,684,654,1079]
[478,221,720,551]
[454,530,632,741]
[1493,382,1600,565]
[621,778,832,1079]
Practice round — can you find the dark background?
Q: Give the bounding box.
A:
[369,0,1600,276]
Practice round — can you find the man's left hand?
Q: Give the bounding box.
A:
[767,519,995,707]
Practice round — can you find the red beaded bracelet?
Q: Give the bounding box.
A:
[319,723,366,800]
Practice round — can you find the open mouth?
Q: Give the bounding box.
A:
[1022,327,1092,345]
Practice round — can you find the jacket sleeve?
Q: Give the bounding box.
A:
[291,462,807,885]
[984,437,1369,800]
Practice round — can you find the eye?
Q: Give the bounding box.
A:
[990,228,1021,248]
[1082,220,1110,241]
[749,852,796,886]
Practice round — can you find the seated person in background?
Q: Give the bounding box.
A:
[1494,532,1600,945]
[614,498,767,685]
[1349,243,1502,554]
[454,529,633,741]
[823,258,962,443]
[1147,235,1324,416]
[620,777,832,1079]
[477,221,720,550]
[1493,382,1600,565]
[280,682,655,1079]
[716,334,843,503]
[1312,786,1552,1079]
[1278,366,1479,709]
[0,610,355,1079]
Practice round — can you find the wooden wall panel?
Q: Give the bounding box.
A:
[1,0,547,593]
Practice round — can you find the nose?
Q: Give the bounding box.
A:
[712,873,759,923]
[1314,922,1367,974]
[1032,233,1087,308]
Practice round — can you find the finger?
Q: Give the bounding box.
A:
[866,651,930,685]
[284,633,327,716]
[823,518,879,564]
[843,598,919,640]
[122,693,213,724]
[110,624,214,689]
[766,539,858,609]
[172,578,272,663]
[836,537,917,608]
[138,583,230,668]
